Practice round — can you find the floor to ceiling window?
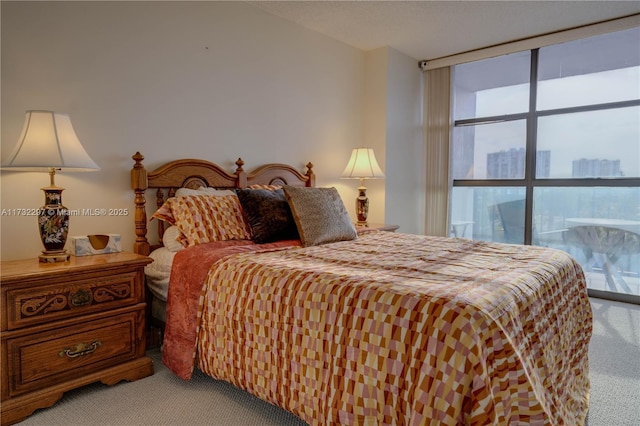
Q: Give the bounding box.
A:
[449,27,640,303]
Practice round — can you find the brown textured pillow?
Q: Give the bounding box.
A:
[236,188,299,243]
[283,186,357,247]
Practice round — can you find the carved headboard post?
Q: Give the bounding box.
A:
[235,158,247,188]
[305,162,315,187]
[131,152,150,256]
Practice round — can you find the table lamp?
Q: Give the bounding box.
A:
[1,110,100,262]
[341,148,384,226]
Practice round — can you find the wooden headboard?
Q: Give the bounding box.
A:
[131,151,315,255]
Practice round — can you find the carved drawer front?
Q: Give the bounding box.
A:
[5,311,139,398]
[5,272,137,330]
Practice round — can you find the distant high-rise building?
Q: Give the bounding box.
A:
[452,127,476,179]
[536,150,551,178]
[486,148,550,178]
[487,148,523,179]
[572,158,622,177]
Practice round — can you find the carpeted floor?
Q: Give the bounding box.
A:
[586,299,640,426]
[16,298,640,425]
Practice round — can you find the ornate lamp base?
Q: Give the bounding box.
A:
[38,183,70,263]
[356,185,369,226]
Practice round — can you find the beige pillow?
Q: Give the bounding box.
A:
[283,186,356,247]
[162,226,186,252]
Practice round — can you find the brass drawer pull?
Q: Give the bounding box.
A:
[58,341,102,358]
[70,289,93,307]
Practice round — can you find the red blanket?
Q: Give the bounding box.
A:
[162,239,300,379]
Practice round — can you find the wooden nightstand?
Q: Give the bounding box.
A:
[0,252,154,425]
[356,223,400,235]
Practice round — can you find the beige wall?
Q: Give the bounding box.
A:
[360,48,388,225]
[383,47,424,235]
[0,1,423,261]
[362,47,424,234]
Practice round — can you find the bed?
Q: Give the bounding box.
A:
[131,151,593,425]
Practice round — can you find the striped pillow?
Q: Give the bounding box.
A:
[248,184,282,190]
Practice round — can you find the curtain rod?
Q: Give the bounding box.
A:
[420,13,640,71]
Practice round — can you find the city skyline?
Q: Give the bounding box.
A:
[484,148,624,179]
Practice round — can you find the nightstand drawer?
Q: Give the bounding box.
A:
[4,272,138,331]
[4,310,141,398]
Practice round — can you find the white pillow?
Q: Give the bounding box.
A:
[162,225,186,252]
[175,187,235,197]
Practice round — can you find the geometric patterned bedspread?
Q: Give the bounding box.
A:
[191,232,592,425]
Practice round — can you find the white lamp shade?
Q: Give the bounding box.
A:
[341,148,384,179]
[2,110,99,171]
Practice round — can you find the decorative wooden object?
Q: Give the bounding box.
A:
[0,252,154,425]
[130,151,315,256]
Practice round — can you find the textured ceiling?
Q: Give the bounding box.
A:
[248,1,640,60]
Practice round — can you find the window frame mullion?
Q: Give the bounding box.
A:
[523,49,540,245]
